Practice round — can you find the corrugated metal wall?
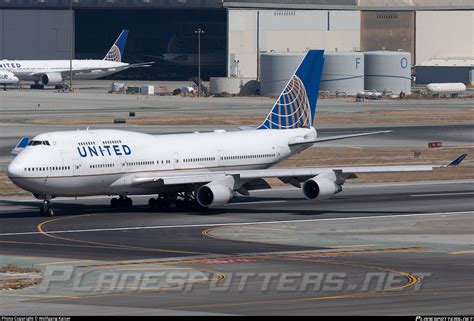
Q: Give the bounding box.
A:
[360,11,414,64]
[228,9,360,78]
[0,10,73,59]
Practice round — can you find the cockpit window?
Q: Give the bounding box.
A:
[28,140,50,146]
[28,140,41,146]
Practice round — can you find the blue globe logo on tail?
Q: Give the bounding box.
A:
[258,75,312,129]
[104,45,122,62]
[103,30,129,62]
[258,50,325,130]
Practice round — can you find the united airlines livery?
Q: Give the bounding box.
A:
[0,70,19,89]
[0,30,152,88]
[7,50,467,216]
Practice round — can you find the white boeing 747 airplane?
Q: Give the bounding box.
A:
[7,50,467,217]
[0,30,151,88]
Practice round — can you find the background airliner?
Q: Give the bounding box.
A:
[7,50,467,217]
[0,30,152,88]
[0,70,19,89]
[161,33,225,68]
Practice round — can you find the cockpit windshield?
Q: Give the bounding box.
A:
[28,140,50,146]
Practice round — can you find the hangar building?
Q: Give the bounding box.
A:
[0,0,472,83]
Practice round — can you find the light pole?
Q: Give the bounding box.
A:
[194,28,204,97]
[69,0,73,91]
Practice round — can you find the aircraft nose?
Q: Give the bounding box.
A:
[7,160,23,179]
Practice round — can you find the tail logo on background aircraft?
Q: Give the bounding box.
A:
[258,75,311,130]
[104,45,122,62]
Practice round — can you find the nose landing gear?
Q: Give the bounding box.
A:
[39,199,54,217]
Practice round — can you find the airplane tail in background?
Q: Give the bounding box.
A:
[11,137,29,155]
[257,50,324,130]
[103,30,129,62]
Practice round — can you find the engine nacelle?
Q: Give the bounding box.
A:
[197,183,234,207]
[302,171,342,200]
[40,73,63,86]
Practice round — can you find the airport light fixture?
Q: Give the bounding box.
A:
[69,0,73,91]
[194,28,204,97]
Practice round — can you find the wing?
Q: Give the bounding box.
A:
[121,154,468,190]
[63,62,153,76]
[25,68,125,80]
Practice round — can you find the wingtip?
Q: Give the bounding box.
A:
[447,153,468,167]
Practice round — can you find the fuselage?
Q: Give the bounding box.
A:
[0,70,19,84]
[7,128,316,197]
[0,59,129,80]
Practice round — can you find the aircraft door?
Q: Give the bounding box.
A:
[217,150,225,167]
[173,152,180,169]
[118,156,125,172]
[72,158,81,176]
[276,146,285,159]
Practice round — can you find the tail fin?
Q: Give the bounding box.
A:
[103,30,129,62]
[257,50,324,130]
[447,153,468,167]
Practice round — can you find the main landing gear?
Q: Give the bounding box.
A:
[107,193,206,212]
[148,192,206,212]
[110,195,133,209]
[30,82,44,90]
[39,199,54,217]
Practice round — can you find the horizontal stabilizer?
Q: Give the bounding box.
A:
[289,130,392,146]
[127,62,155,68]
[239,126,255,131]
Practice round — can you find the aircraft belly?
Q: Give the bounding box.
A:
[19,174,121,197]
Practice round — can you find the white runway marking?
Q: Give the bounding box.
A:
[226,200,288,206]
[0,211,472,237]
[410,192,474,197]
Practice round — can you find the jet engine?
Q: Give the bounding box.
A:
[40,73,63,86]
[196,177,235,207]
[302,171,342,200]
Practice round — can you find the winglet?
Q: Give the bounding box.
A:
[11,137,29,155]
[447,153,468,167]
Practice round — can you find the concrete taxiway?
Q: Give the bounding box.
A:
[0,181,473,315]
[1,81,473,314]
